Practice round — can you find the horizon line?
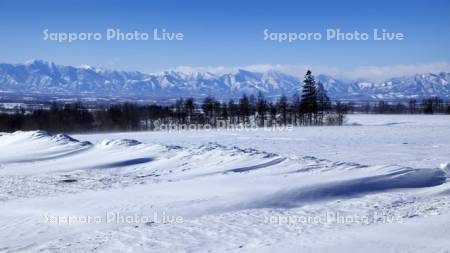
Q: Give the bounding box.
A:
[2,59,450,83]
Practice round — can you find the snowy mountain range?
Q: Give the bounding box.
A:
[1,60,449,100]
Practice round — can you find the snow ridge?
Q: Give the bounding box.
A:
[1,127,450,252]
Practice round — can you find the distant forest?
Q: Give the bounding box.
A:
[0,71,449,133]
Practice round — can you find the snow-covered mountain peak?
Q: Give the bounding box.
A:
[1,60,450,100]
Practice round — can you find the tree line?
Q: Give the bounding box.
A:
[0,71,350,133]
[5,69,450,134]
[339,97,450,114]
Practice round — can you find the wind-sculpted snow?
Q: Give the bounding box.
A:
[99,139,143,147]
[0,131,448,203]
[441,162,450,173]
[0,124,450,252]
[0,130,92,163]
[245,168,447,209]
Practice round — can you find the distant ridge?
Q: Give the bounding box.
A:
[1,60,449,100]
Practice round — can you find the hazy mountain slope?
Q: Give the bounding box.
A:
[1,60,449,100]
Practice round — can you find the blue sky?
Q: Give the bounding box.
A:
[1,0,450,78]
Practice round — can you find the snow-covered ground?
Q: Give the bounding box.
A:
[0,114,449,252]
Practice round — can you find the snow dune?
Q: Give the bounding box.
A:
[1,116,450,252]
[0,130,446,199]
[0,130,91,163]
[247,167,447,209]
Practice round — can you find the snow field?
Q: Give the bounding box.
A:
[0,114,449,252]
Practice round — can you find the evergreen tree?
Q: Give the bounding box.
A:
[300,70,318,125]
[316,82,331,125]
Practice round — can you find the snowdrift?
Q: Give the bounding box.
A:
[0,131,448,204]
[247,167,447,209]
[0,130,449,252]
[0,130,91,163]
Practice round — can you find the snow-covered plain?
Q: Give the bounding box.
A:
[0,114,449,252]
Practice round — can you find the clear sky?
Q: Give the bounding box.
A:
[1,0,450,77]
